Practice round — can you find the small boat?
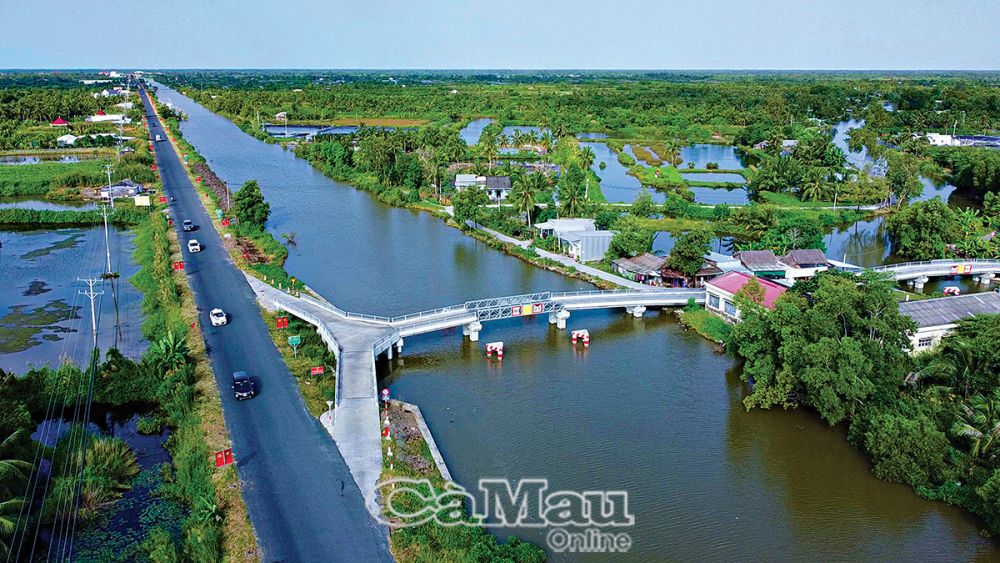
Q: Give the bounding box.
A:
[943,286,961,296]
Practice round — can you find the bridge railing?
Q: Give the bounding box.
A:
[388,304,470,325]
[372,329,401,356]
[550,288,702,299]
[295,293,392,324]
[869,259,1000,272]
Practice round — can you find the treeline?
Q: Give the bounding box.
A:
[731,270,1000,534]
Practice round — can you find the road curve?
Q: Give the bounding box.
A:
[139,85,392,562]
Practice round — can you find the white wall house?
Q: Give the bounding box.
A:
[898,291,1000,353]
[453,174,512,201]
[704,271,788,323]
[925,133,961,147]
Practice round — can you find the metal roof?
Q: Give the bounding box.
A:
[734,250,783,272]
[899,291,1000,328]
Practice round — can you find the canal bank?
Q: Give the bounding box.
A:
[151,81,999,560]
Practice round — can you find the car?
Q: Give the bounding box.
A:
[232,371,255,400]
[182,219,195,232]
[210,308,228,327]
[187,239,202,253]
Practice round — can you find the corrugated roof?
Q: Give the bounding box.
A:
[613,253,666,275]
[899,292,1000,328]
[734,250,783,271]
[485,176,511,190]
[782,249,828,268]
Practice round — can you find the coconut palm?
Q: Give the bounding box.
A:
[800,168,831,201]
[660,140,681,167]
[952,391,1000,459]
[508,176,538,227]
[578,146,596,170]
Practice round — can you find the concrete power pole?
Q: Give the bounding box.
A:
[103,164,115,209]
[100,205,113,274]
[78,278,104,349]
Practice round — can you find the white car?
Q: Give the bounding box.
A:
[210,308,228,327]
[187,239,202,253]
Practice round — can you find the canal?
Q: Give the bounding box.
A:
[152,82,997,560]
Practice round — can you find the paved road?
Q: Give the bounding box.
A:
[139,86,391,562]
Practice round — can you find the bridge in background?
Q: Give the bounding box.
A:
[836,258,1000,290]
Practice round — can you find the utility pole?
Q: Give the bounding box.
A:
[103,164,115,209]
[78,278,104,349]
[100,205,112,274]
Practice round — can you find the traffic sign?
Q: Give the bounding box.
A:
[172,261,184,270]
[215,209,223,220]
[288,335,301,347]
[159,196,167,203]
[310,366,325,376]
[214,448,234,467]
[276,316,289,329]
[381,388,389,400]
[221,218,231,227]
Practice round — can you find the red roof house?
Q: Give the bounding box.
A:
[704,271,788,321]
[95,109,107,116]
[50,117,69,127]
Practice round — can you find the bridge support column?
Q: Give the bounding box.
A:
[911,276,928,291]
[977,274,994,285]
[395,338,404,355]
[626,305,647,318]
[554,310,570,330]
[466,321,483,342]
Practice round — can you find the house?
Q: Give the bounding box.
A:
[452,174,513,201]
[534,218,595,240]
[733,250,786,279]
[56,134,78,147]
[659,258,723,288]
[50,117,69,127]
[752,139,799,153]
[780,249,829,280]
[611,253,666,285]
[560,230,615,263]
[925,133,960,147]
[115,101,134,110]
[704,271,788,322]
[898,291,1000,353]
[86,112,131,124]
[100,179,145,200]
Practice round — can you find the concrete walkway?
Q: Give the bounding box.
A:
[472,222,657,291]
[245,275,392,511]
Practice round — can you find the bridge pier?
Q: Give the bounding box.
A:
[977,274,994,285]
[626,305,647,318]
[548,310,570,329]
[910,276,929,291]
[466,321,483,342]
[396,338,404,354]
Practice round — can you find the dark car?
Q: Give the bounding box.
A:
[232,371,255,400]
[182,219,195,232]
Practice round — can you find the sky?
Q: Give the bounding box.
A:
[2,0,999,70]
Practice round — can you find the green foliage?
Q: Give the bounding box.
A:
[629,187,656,218]
[667,228,714,278]
[731,271,915,425]
[886,198,960,260]
[860,409,951,488]
[605,214,654,259]
[453,185,489,226]
[232,179,270,231]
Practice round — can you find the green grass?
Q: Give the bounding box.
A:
[638,216,713,232]
[0,160,108,196]
[758,191,865,208]
[680,307,732,343]
[629,163,685,189]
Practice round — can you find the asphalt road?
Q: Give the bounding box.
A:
[139,86,392,562]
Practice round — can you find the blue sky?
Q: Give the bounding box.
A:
[3,0,999,69]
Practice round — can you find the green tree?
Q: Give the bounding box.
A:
[233,180,270,231]
[861,409,950,488]
[507,175,538,227]
[886,198,960,260]
[952,390,1000,459]
[557,163,587,217]
[605,215,654,259]
[630,188,656,218]
[453,185,490,227]
[666,228,713,279]
[149,331,189,372]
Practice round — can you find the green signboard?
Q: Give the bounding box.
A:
[288,335,301,347]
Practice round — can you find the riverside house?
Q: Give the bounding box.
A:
[733,250,786,280]
[453,174,512,201]
[780,249,829,280]
[611,253,666,285]
[660,258,724,288]
[535,218,613,263]
[898,291,1000,353]
[704,271,788,322]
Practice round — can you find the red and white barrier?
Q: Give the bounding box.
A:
[571,329,590,348]
[485,341,504,359]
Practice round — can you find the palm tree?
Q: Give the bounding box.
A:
[952,391,1000,459]
[800,168,830,201]
[149,331,189,372]
[579,146,596,170]
[478,136,499,172]
[0,430,30,559]
[508,176,538,227]
[558,182,585,217]
[661,140,681,167]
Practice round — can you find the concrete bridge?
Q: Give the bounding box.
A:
[836,258,1000,290]
[245,275,702,502]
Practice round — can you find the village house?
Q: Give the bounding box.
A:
[898,291,1000,353]
[733,250,786,279]
[924,133,961,147]
[780,249,829,280]
[100,179,146,200]
[453,174,512,201]
[611,253,666,285]
[659,257,724,288]
[86,110,131,124]
[534,218,613,262]
[704,271,788,322]
[49,117,69,128]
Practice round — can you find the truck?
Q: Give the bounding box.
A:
[155,134,162,142]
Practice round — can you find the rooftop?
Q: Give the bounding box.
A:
[706,271,788,309]
[535,218,595,232]
[734,250,783,272]
[899,291,1000,328]
[612,253,666,274]
[782,249,828,268]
